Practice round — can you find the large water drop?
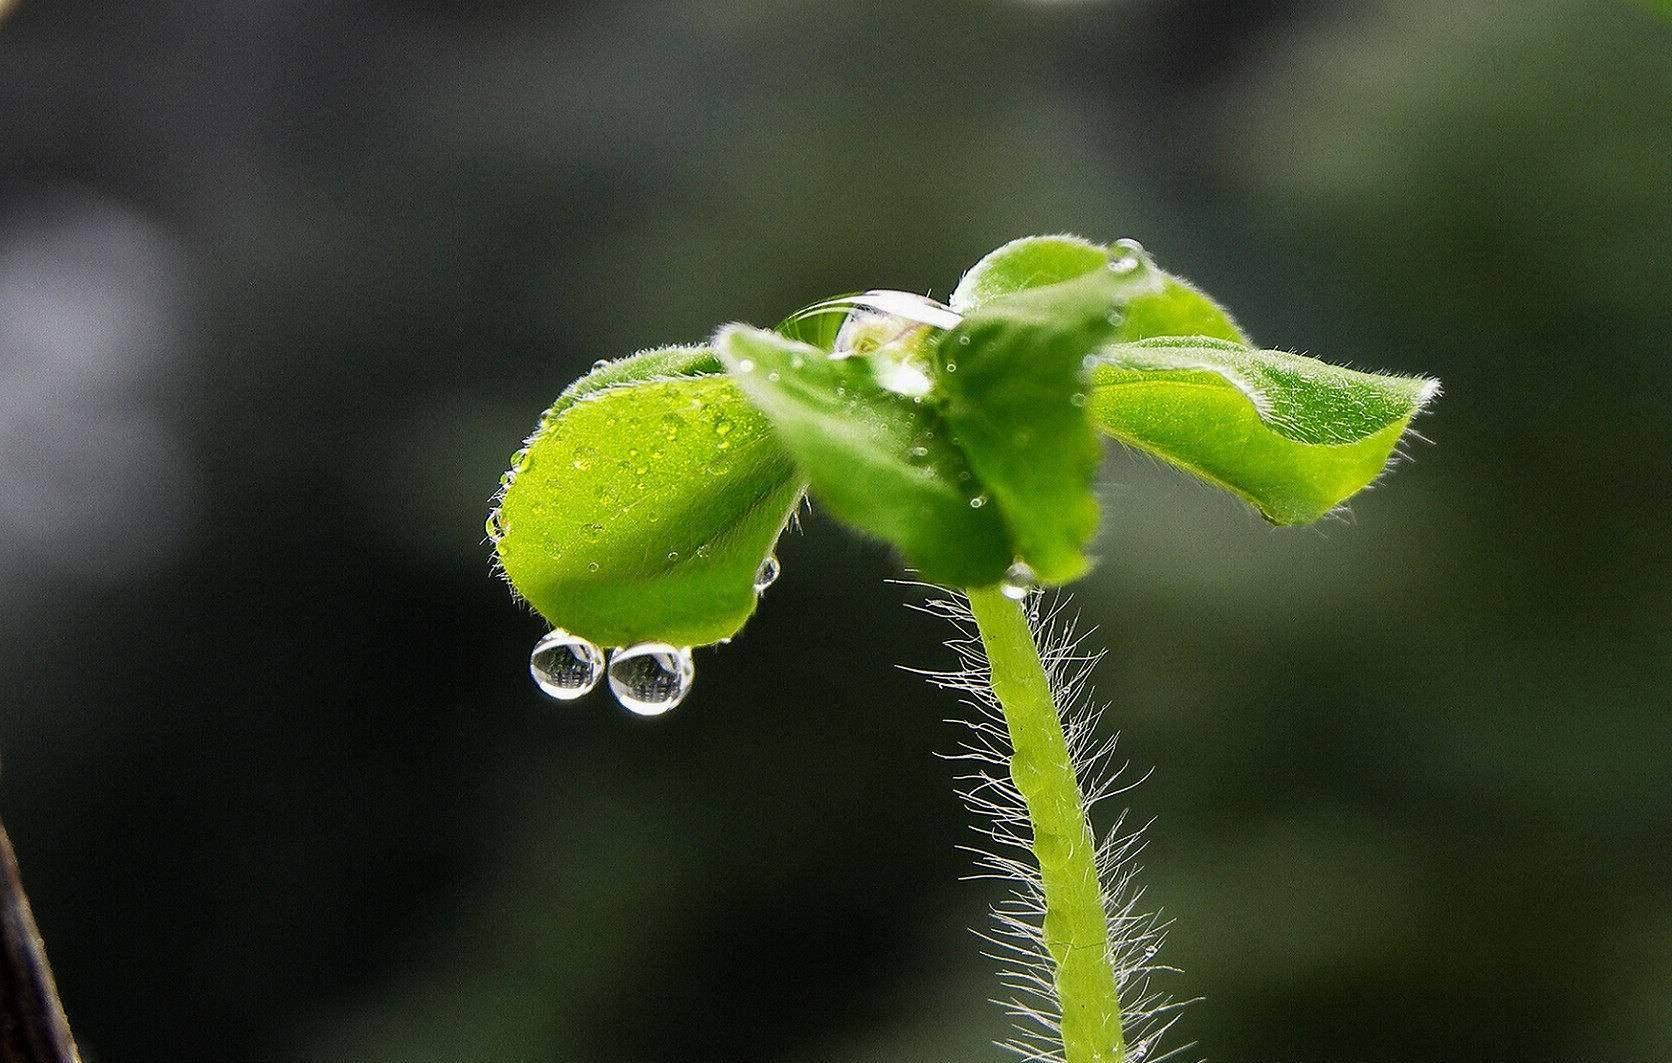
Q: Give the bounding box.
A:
[529,630,604,700]
[608,643,694,716]
[832,290,962,359]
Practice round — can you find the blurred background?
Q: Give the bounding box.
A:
[2,1,1668,1060]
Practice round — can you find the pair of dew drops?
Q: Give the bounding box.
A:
[529,554,782,715]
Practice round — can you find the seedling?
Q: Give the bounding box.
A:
[487,234,1438,1062]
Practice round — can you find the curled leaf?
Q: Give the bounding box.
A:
[1086,337,1440,524]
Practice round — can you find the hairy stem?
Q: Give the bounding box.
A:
[965,585,1126,1063]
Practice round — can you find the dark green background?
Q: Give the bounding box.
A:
[1,1,1667,1060]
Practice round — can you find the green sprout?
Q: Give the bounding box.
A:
[486,234,1438,1061]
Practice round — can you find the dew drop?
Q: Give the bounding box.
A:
[510,447,531,472]
[944,361,957,373]
[529,630,604,700]
[832,291,961,359]
[485,510,505,542]
[1000,562,1038,600]
[582,522,604,540]
[1108,237,1147,275]
[906,444,931,464]
[737,358,756,373]
[608,644,694,716]
[666,550,680,561]
[587,561,600,572]
[1070,392,1087,408]
[969,494,987,508]
[753,554,780,592]
[592,358,610,370]
[957,334,971,346]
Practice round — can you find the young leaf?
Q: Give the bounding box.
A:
[950,233,1250,345]
[935,269,1123,584]
[715,324,1015,588]
[1086,337,1440,524]
[493,348,804,648]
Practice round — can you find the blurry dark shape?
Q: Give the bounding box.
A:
[0,191,198,587]
[0,818,81,1063]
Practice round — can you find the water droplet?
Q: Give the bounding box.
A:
[509,447,531,472]
[969,494,987,508]
[737,358,756,373]
[832,291,961,359]
[906,444,931,464]
[957,334,971,346]
[944,361,957,373]
[767,370,780,382]
[582,522,604,541]
[571,444,597,470]
[1070,392,1087,408]
[1108,237,1147,275]
[587,561,600,572]
[592,358,610,370]
[608,644,694,716]
[1129,1040,1149,1062]
[1000,562,1038,600]
[485,510,505,542]
[529,630,604,700]
[713,416,734,436]
[694,543,712,559]
[666,550,680,561]
[1106,310,1124,326]
[753,554,780,592]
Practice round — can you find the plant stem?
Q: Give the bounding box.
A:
[965,585,1126,1063]
[1,816,82,1063]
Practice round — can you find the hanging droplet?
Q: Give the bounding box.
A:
[529,630,604,700]
[608,643,695,716]
[509,447,531,473]
[485,509,505,542]
[753,554,780,592]
[999,562,1038,601]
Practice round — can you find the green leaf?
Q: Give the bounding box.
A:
[949,235,1111,312]
[936,269,1123,583]
[715,324,1014,587]
[950,233,1249,345]
[492,347,804,647]
[1086,337,1440,524]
